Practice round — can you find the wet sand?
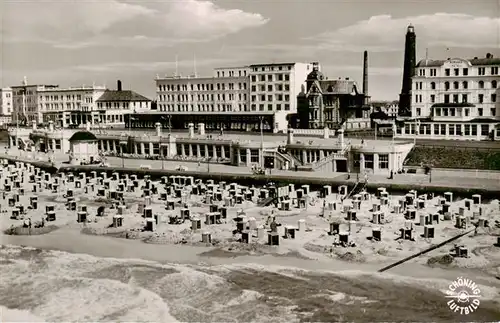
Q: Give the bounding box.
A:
[2,227,499,288]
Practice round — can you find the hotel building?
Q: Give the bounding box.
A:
[40,80,151,128]
[129,62,313,133]
[0,88,13,125]
[395,54,500,140]
[11,77,58,125]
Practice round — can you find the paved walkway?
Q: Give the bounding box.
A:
[1,149,499,191]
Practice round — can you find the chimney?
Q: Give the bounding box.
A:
[363,50,368,96]
[117,80,122,91]
[486,53,493,59]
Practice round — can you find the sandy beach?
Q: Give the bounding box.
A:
[1,159,500,321]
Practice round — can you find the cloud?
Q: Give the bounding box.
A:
[3,0,269,48]
[70,58,242,73]
[307,13,500,52]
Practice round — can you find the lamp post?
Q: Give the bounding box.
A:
[259,116,264,169]
[414,119,420,145]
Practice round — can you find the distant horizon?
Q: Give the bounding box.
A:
[1,0,498,101]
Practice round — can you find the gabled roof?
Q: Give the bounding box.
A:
[306,79,360,97]
[96,90,151,102]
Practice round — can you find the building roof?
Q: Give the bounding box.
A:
[96,90,151,102]
[307,79,360,96]
[416,57,500,67]
[69,131,98,142]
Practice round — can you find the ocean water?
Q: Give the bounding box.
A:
[0,245,499,322]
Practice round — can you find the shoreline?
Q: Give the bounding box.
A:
[1,227,499,288]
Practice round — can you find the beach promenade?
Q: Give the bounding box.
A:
[2,148,500,191]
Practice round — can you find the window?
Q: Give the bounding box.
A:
[239,149,247,163]
[492,94,497,103]
[471,125,477,136]
[456,124,462,135]
[454,68,459,76]
[453,81,459,89]
[478,108,483,116]
[464,125,470,136]
[479,94,484,103]
[491,67,498,75]
[453,94,459,103]
[430,69,437,76]
[364,154,374,169]
[463,81,468,89]
[444,94,450,104]
[435,108,441,116]
[481,125,489,136]
[462,94,467,103]
[465,108,469,117]
[479,80,485,89]
[445,68,450,76]
[378,154,389,169]
[416,108,421,116]
[431,82,436,90]
[445,82,450,90]
[434,124,440,135]
[430,94,435,103]
[267,104,273,111]
[463,68,468,76]
[478,67,486,75]
[267,75,273,81]
[491,108,497,117]
[449,124,455,135]
[250,149,259,163]
[440,124,446,135]
[492,80,497,88]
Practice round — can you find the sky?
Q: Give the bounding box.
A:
[1,0,499,101]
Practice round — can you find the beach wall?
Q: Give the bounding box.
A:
[59,165,500,200]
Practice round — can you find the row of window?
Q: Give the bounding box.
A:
[159,93,247,102]
[251,84,290,92]
[415,80,498,90]
[216,70,247,78]
[251,94,290,102]
[250,103,290,111]
[157,82,248,92]
[251,74,291,82]
[415,93,497,104]
[418,66,499,77]
[251,65,294,72]
[158,103,248,113]
[401,123,491,137]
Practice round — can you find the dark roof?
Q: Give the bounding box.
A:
[96,90,151,102]
[417,57,500,67]
[307,68,325,81]
[69,131,98,142]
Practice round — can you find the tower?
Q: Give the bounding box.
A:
[363,50,369,105]
[363,51,368,97]
[398,25,416,116]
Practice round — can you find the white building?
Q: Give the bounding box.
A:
[11,77,58,125]
[156,69,250,114]
[39,84,106,127]
[152,62,313,132]
[0,88,13,125]
[95,80,151,128]
[396,54,500,140]
[249,62,313,114]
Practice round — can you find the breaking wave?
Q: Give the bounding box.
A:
[0,245,499,322]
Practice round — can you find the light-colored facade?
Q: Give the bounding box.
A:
[156,71,250,114]
[39,85,107,127]
[0,88,13,116]
[10,124,413,175]
[396,55,500,140]
[11,78,59,124]
[0,88,13,126]
[249,62,312,114]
